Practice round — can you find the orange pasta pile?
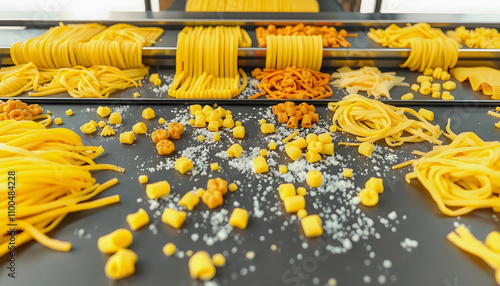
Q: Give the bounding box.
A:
[272,102,318,128]
[250,67,333,99]
[0,120,124,256]
[256,24,357,48]
[394,123,500,216]
[0,99,51,126]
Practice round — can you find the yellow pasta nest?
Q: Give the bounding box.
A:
[168,26,251,99]
[368,23,460,72]
[394,123,500,216]
[328,94,442,147]
[0,120,124,256]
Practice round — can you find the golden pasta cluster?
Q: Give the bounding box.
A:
[168,26,251,99]
[447,26,500,49]
[272,102,318,129]
[0,99,50,125]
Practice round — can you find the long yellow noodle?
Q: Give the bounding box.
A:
[327,94,442,146]
[0,120,124,255]
[393,121,500,216]
[168,26,251,99]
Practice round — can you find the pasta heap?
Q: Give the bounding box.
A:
[256,24,357,48]
[327,94,442,146]
[0,63,57,97]
[11,23,163,69]
[250,67,332,99]
[0,99,51,126]
[168,26,251,99]
[368,23,460,72]
[0,120,124,255]
[447,26,500,49]
[185,0,319,12]
[394,123,500,216]
[265,35,323,71]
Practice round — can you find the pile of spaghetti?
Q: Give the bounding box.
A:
[168,26,251,99]
[0,23,162,98]
[368,23,460,72]
[256,24,357,48]
[328,94,442,146]
[185,0,319,12]
[250,67,333,99]
[265,34,323,71]
[394,123,500,216]
[0,120,124,255]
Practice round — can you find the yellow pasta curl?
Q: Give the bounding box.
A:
[0,120,124,256]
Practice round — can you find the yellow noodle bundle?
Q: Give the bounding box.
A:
[265,35,323,71]
[368,23,460,72]
[185,0,319,12]
[327,94,442,146]
[11,22,163,69]
[29,65,148,98]
[0,120,124,256]
[0,63,57,97]
[394,123,500,216]
[168,26,251,99]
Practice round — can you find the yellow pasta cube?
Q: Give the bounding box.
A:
[175,157,193,174]
[142,108,155,119]
[253,156,269,174]
[190,105,202,115]
[297,187,307,196]
[418,108,434,121]
[401,93,414,100]
[65,109,73,116]
[235,121,242,127]
[305,151,321,163]
[297,209,308,218]
[161,208,187,229]
[97,106,111,117]
[207,121,219,131]
[486,231,500,252]
[229,208,249,229]
[146,180,171,199]
[119,131,135,144]
[279,165,288,173]
[278,183,296,200]
[105,249,137,280]
[163,243,176,257]
[258,149,267,157]
[198,135,205,141]
[284,195,305,213]
[306,170,322,188]
[285,143,302,161]
[320,143,334,155]
[97,228,133,254]
[195,115,206,127]
[55,118,63,125]
[443,81,457,90]
[306,133,318,144]
[154,78,161,86]
[98,120,106,128]
[126,208,150,231]
[149,73,160,83]
[291,137,307,149]
[133,92,141,98]
[202,105,213,114]
[318,132,332,144]
[212,253,226,267]
[158,117,165,124]
[268,141,277,150]
[138,175,148,184]
[261,123,275,134]
[109,112,122,124]
[189,251,216,280]
[343,168,353,178]
[308,141,323,153]
[210,162,219,171]
[228,183,238,192]
[358,142,374,157]
[410,84,420,92]
[358,188,379,206]
[431,83,441,92]
[213,132,220,141]
[365,177,384,194]
[431,91,441,99]
[301,215,323,237]
[227,143,243,158]
[132,122,147,134]
[179,192,200,211]
[222,117,235,128]
[233,126,245,138]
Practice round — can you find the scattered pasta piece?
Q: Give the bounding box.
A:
[279,165,288,174]
[175,157,193,174]
[146,180,171,199]
[142,108,155,119]
[151,129,169,143]
[253,156,269,174]
[210,162,219,171]
[98,121,106,128]
[138,175,148,184]
[101,125,116,137]
[54,118,63,125]
[119,131,135,144]
[279,183,296,201]
[65,109,73,116]
[306,170,322,188]
[133,92,140,98]
[343,168,353,178]
[228,183,238,192]
[97,228,133,254]
[163,243,176,257]
[109,112,122,124]
[97,106,111,117]
[132,122,147,134]
[162,208,187,229]
[297,209,308,218]
[212,253,226,267]
[401,93,414,100]
[260,149,268,156]
[198,135,205,141]
[297,187,307,197]
[358,188,379,206]
[261,123,275,134]
[301,215,323,237]
[233,126,245,138]
[284,196,306,213]
[126,208,150,231]
[358,142,375,157]
[188,251,216,281]
[168,122,184,139]
[365,177,384,194]
[227,144,244,158]
[156,139,175,155]
[179,192,200,211]
[105,249,138,280]
[268,141,277,150]
[80,122,96,134]
[418,108,434,121]
[229,208,249,229]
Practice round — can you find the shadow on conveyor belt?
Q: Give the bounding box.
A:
[165,0,344,12]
